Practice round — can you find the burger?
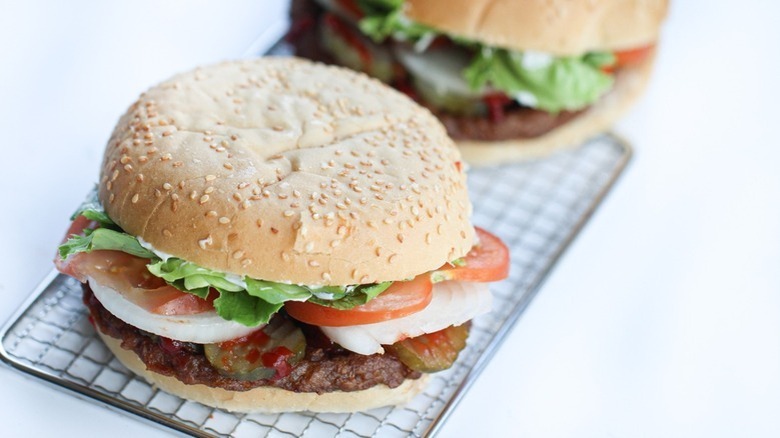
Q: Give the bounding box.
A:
[288,0,668,164]
[55,57,509,413]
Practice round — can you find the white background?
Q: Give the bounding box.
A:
[1,1,779,437]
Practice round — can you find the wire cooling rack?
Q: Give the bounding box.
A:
[0,133,630,437]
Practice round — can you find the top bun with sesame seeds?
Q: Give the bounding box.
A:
[99,57,475,286]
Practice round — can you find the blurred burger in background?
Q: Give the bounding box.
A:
[288,0,668,164]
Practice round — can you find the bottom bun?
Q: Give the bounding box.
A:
[457,50,657,166]
[97,331,429,413]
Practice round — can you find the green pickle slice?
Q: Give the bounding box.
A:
[387,324,470,373]
[204,316,306,381]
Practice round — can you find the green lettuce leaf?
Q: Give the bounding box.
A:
[147,259,244,293]
[307,282,392,310]
[213,289,284,327]
[358,0,434,43]
[245,278,311,305]
[58,228,155,260]
[463,48,616,112]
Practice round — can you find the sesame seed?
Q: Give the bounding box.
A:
[171,193,180,201]
[308,260,320,267]
[199,195,210,204]
[205,175,216,181]
[136,174,144,182]
[223,163,233,170]
[388,254,397,264]
[305,242,314,252]
[330,240,340,248]
[163,229,173,237]
[283,210,294,217]
[233,193,243,202]
[360,275,370,283]
[232,250,244,259]
[163,183,172,191]
[161,153,172,161]
[198,235,212,249]
[281,252,290,262]
[131,194,139,204]
[205,187,214,194]
[397,233,404,243]
[206,210,217,217]
[109,193,115,203]
[219,217,230,224]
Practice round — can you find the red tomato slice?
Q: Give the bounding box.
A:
[75,250,216,315]
[433,227,509,282]
[55,217,214,315]
[285,274,433,327]
[335,0,364,18]
[323,13,373,67]
[615,44,655,67]
[54,215,99,280]
[603,44,655,73]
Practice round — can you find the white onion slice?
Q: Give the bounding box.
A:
[394,45,481,98]
[320,281,493,355]
[88,277,260,344]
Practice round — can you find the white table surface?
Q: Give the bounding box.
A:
[1,1,778,437]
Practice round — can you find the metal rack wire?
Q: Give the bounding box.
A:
[0,133,630,437]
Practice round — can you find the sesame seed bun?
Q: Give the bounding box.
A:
[404,0,669,55]
[96,330,429,413]
[457,48,656,165]
[99,57,475,286]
